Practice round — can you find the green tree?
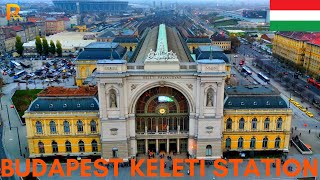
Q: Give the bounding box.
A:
[228,35,240,52]
[56,40,62,57]
[15,36,24,56]
[49,40,56,55]
[35,36,42,55]
[42,37,49,56]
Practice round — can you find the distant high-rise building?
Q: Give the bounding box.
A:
[52,0,128,14]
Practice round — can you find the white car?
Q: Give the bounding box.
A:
[234,55,238,58]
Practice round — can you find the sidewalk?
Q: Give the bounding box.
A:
[0,83,29,178]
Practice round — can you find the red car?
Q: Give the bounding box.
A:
[307,78,316,85]
[239,59,245,66]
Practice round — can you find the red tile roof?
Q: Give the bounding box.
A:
[10,26,23,32]
[38,86,98,97]
[278,32,320,46]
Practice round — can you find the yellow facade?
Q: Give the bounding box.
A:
[75,61,97,86]
[188,42,211,53]
[222,109,292,153]
[303,43,320,76]
[212,41,231,52]
[272,34,305,65]
[24,112,101,158]
[74,25,87,32]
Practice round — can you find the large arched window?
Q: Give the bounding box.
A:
[65,141,72,152]
[77,120,83,133]
[264,118,270,130]
[226,118,232,130]
[275,137,281,148]
[238,137,244,148]
[276,118,283,130]
[35,121,42,134]
[239,118,245,130]
[262,137,268,148]
[49,121,56,134]
[135,87,190,134]
[38,142,45,153]
[251,118,257,130]
[225,138,231,149]
[90,120,97,133]
[79,140,85,152]
[92,140,98,152]
[250,137,256,149]
[206,145,212,156]
[63,121,70,133]
[52,141,58,153]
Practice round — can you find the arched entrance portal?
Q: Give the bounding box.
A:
[135,86,189,155]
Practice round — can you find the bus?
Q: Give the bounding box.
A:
[242,66,252,75]
[257,72,270,83]
[10,61,21,69]
[14,70,26,79]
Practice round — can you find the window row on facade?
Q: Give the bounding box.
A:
[37,140,98,154]
[35,120,98,134]
[225,137,281,149]
[225,117,283,131]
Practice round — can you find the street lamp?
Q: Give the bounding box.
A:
[11,127,22,156]
[5,104,12,130]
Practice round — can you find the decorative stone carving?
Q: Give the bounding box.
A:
[118,83,123,88]
[110,90,117,108]
[187,84,193,90]
[145,40,178,62]
[131,84,137,91]
[159,81,165,87]
[206,89,214,107]
[110,128,118,135]
[206,126,214,134]
[200,82,205,87]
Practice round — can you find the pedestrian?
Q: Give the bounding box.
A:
[299,133,301,137]
[309,129,311,134]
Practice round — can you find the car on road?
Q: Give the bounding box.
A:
[292,101,300,106]
[234,55,238,58]
[298,106,307,112]
[306,111,314,118]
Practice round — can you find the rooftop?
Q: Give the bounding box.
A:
[224,85,287,109]
[198,45,223,52]
[225,85,280,96]
[277,32,320,46]
[23,32,97,49]
[85,42,118,49]
[211,32,228,41]
[38,86,98,97]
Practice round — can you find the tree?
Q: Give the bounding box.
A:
[49,40,56,55]
[35,36,42,55]
[56,40,62,57]
[15,36,24,56]
[42,37,49,56]
[228,35,240,52]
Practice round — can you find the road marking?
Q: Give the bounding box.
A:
[8,138,13,141]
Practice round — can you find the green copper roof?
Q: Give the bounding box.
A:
[156,24,168,53]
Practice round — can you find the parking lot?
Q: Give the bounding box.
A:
[0,57,76,87]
